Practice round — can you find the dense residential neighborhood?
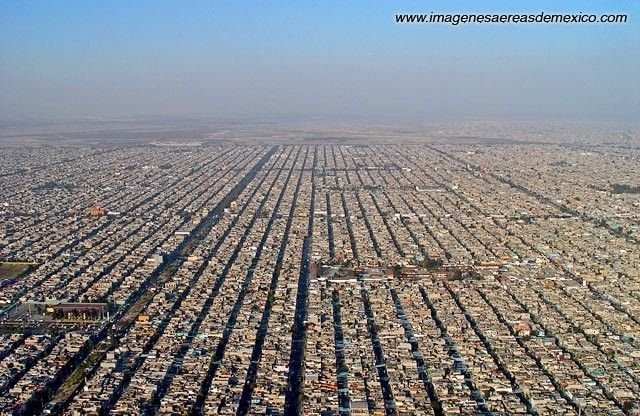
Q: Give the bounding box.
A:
[0,142,639,415]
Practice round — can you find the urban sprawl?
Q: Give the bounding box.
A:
[0,142,639,416]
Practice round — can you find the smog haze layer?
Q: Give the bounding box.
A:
[1,0,638,124]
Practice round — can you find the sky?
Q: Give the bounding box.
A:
[1,0,638,122]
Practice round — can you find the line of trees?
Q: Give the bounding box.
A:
[611,183,640,194]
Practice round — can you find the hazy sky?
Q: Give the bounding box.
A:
[1,0,638,122]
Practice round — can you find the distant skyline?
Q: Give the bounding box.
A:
[1,0,639,122]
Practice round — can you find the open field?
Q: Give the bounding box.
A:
[0,262,32,281]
